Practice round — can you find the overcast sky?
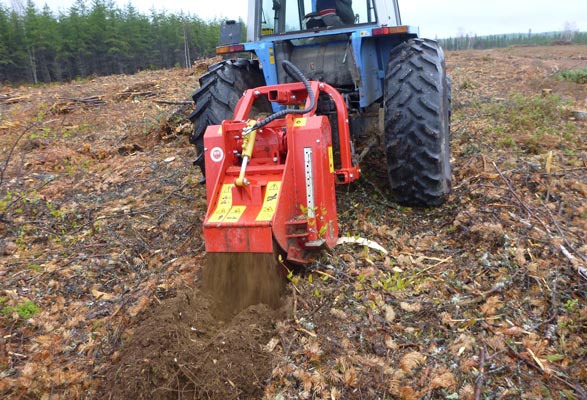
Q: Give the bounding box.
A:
[31,0,587,38]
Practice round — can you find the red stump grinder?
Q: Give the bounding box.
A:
[202,61,359,265]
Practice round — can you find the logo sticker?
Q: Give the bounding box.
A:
[210,147,224,162]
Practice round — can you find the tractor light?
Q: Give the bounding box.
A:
[372,25,409,36]
[216,44,245,55]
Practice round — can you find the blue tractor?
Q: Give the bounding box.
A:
[189,0,451,206]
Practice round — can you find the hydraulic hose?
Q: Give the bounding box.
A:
[242,59,315,135]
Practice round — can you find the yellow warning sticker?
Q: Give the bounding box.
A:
[269,47,275,65]
[208,184,233,222]
[256,181,281,221]
[293,118,307,127]
[223,205,246,223]
[208,184,247,224]
[328,146,334,173]
[208,206,230,223]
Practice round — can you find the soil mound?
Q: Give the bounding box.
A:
[100,286,284,399]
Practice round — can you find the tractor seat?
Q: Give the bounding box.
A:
[303,12,326,29]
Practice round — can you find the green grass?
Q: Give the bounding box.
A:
[1,300,40,319]
[478,93,575,154]
[490,93,566,132]
[556,68,587,84]
[26,264,43,272]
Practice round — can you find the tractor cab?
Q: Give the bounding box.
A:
[255,0,381,35]
[250,0,403,38]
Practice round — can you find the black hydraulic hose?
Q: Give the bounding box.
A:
[243,59,315,135]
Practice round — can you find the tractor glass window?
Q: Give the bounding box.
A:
[353,0,377,24]
[260,0,310,34]
[260,0,274,35]
[260,0,377,35]
[260,0,285,34]
[284,0,307,31]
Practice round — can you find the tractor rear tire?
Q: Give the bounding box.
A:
[188,59,269,181]
[384,38,451,207]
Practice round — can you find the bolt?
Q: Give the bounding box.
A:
[319,83,325,89]
[316,139,320,143]
[254,90,261,96]
[204,147,208,151]
[350,174,354,178]
[273,157,278,163]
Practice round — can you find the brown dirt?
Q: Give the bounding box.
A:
[96,252,289,399]
[0,45,586,399]
[101,287,284,399]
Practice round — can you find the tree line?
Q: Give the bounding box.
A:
[439,30,587,51]
[0,0,225,83]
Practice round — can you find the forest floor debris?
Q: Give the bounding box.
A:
[1,45,586,399]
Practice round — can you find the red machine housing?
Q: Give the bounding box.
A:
[202,81,360,264]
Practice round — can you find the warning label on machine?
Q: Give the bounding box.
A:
[223,205,246,223]
[255,181,281,221]
[328,146,334,173]
[293,118,306,127]
[208,184,247,223]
